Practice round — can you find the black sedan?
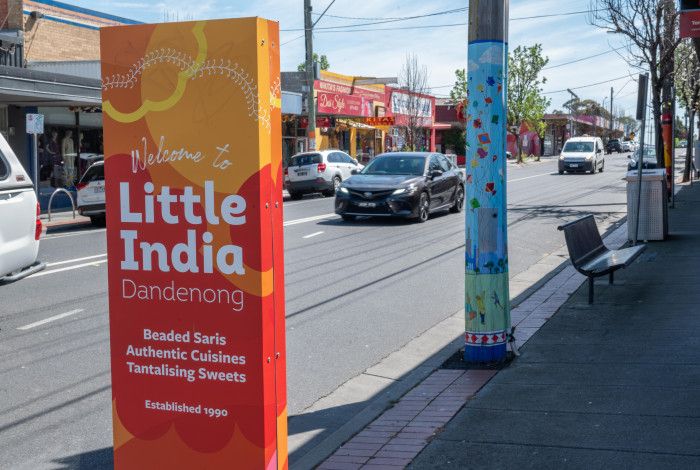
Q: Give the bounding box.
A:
[335,152,465,223]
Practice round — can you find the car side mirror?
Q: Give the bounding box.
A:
[627,155,631,159]
[352,159,359,165]
[351,169,359,175]
[430,170,443,179]
[597,149,602,154]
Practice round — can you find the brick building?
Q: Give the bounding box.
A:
[0,0,137,208]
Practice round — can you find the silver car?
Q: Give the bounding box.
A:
[285,150,363,199]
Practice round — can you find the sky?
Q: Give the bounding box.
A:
[71,0,643,118]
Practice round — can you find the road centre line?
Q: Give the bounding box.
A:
[17,309,85,330]
[47,253,107,267]
[507,171,555,183]
[302,231,325,239]
[284,213,337,226]
[27,259,108,279]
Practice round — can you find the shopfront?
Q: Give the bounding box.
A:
[0,65,102,210]
[385,88,437,152]
[313,71,388,160]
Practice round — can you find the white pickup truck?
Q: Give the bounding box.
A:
[0,134,45,281]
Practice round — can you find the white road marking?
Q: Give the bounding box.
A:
[302,231,325,239]
[46,253,107,267]
[43,228,106,240]
[27,259,108,279]
[284,213,337,226]
[508,172,555,183]
[17,309,85,330]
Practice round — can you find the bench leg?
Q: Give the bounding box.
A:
[588,277,594,304]
[609,271,614,285]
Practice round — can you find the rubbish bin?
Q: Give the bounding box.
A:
[626,168,668,241]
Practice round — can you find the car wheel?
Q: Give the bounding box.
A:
[599,160,605,173]
[450,186,465,213]
[559,170,564,175]
[341,214,355,222]
[590,160,597,174]
[90,215,106,227]
[289,191,303,200]
[415,192,430,223]
[324,177,341,197]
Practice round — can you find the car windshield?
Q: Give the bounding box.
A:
[290,153,322,167]
[361,156,426,176]
[634,147,656,160]
[563,142,594,153]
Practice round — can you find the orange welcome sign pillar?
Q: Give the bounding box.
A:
[101,18,287,470]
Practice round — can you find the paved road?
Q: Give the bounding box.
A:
[0,153,641,468]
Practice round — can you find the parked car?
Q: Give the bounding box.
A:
[559,137,606,174]
[678,139,688,148]
[76,161,106,226]
[0,135,45,281]
[285,150,363,199]
[335,152,465,223]
[605,139,622,154]
[621,140,633,152]
[628,146,659,171]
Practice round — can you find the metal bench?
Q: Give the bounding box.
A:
[558,215,646,304]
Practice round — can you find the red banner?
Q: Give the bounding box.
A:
[101,18,287,469]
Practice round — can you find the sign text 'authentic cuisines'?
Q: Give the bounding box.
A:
[101,18,287,469]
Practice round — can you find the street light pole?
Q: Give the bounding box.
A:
[464,0,511,363]
[304,0,317,151]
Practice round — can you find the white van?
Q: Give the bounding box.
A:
[558,136,606,175]
[0,136,45,281]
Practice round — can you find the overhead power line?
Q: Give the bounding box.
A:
[543,74,633,95]
[282,7,467,31]
[543,46,627,70]
[283,8,591,32]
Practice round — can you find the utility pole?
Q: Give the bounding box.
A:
[304,0,317,151]
[464,0,511,364]
[610,87,614,135]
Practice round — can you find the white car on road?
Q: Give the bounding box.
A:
[285,150,363,199]
[76,161,106,226]
[0,136,45,281]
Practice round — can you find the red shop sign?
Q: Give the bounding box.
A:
[317,92,373,117]
[681,10,700,38]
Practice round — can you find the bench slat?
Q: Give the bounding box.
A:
[581,245,646,274]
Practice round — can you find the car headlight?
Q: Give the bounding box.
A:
[392,185,417,196]
[586,154,593,160]
[338,186,349,194]
[559,155,565,160]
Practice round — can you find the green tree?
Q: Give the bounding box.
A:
[507,44,550,163]
[674,40,700,182]
[449,68,468,103]
[297,53,330,72]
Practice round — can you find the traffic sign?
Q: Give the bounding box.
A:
[26,113,44,134]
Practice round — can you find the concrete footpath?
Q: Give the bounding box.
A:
[319,181,700,469]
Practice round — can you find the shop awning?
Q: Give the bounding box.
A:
[432,123,453,130]
[336,118,376,129]
[0,65,101,107]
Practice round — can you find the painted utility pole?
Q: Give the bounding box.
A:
[304,0,317,150]
[464,0,511,363]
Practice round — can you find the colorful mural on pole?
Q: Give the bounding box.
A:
[464,41,511,362]
[101,18,287,469]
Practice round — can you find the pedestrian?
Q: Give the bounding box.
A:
[46,130,63,187]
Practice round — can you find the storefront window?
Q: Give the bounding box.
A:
[36,107,103,196]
